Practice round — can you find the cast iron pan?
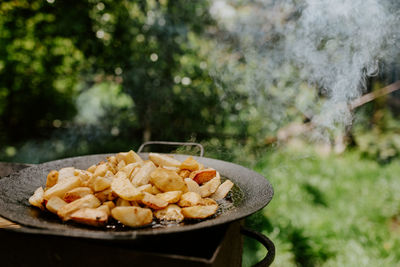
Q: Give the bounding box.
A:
[0,153,273,240]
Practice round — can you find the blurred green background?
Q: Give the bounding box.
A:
[1,0,400,266]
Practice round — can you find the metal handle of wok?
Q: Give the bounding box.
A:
[241,226,275,267]
[137,141,204,157]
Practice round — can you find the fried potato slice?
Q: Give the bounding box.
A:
[117,160,126,170]
[87,165,97,173]
[181,205,218,219]
[63,187,93,203]
[200,198,217,206]
[116,150,143,164]
[119,162,141,179]
[200,176,221,198]
[46,196,67,214]
[29,187,45,209]
[142,192,168,210]
[150,167,186,192]
[149,153,181,168]
[116,198,132,207]
[180,156,200,171]
[154,204,184,222]
[93,176,112,192]
[102,201,115,212]
[184,178,201,195]
[156,191,182,204]
[57,194,101,221]
[111,206,153,227]
[131,161,156,186]
[94,188,116,202]
[58,167,75,182]
[43,176,81,200]
[190,168,217,185]
[137,184,152,193]
[97,204,111,216]
[74,169,93,184]
[93,164,108,178]
[46,170,59,188]
[178,192,202,207]
[111,178,143,201]
[211,179,234,200]
[70,207,108,226]
[178,169,191,178]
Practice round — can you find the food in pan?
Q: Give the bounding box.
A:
[29,151,235,228]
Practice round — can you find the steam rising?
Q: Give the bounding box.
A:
[211,0,400,133]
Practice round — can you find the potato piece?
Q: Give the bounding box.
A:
[200,198,217,206]
[190,168,217,185]
[97,204,111,216]
[58,167,75,182]
[162,166,180,172]
[43,176,81,200]
[46,170,59,188]
[178,192,202,207]
[111,206,153,227]
[211,180,234,200]
[181,205,218,219]
[87,164,97,173]
[29,187,45,209]
[154,204,184,222]
[115,171,128,180]
[70,207,108,226]
[46,196,67,214]
[178,169,191,178]
[117,160,126,170]
[116,150,143,164]
[111,178,143,201]
[103,201,115,211]
[116,198,131,207]
[57,194,101,221]
[63,187,93,203]
[74,169,92,184]
[184,178,201,195]
[150,185,162,195]
[156,191,182,204]
[149,153,181,168]
[137,184,153,193]
[94,188,116,202]
[120,162,141,179]
[142,192,168,210]
[200,176,221,198]
[150,168,186,192]
[180,156,200,171]
[131,161,156,186]
[93,176,111,192]
[107,156,118,167]
[93,164,108,178]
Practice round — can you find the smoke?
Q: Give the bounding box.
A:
[210,0,400,135]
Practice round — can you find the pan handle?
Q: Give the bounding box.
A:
[241,226,275,267]
[137,141,204,157]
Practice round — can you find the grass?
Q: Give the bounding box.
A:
[242,145,400,266]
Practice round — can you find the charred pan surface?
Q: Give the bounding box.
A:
[0,153,273,240]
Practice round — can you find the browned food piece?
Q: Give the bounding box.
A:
[63,187,93,203]
[87,164,97,173]
[116,198,132,207]
[189,169,217,185]
[184,178,201,195]
[117,160,126,169]
[178,192,202,207]
[180,156,200,171]
[119,162,141,179]
[150,167,186,192]
[74,170,93,185]
[93,163,108,178]
[46,170,59,188]
[142,192,168,210]
[116,150,143,164]
[46,196,67,214]
[111,206,153,227]
[156,191,182,204]
[150,185,162,195]
[178,169,191,178]
[57,194,101,221]
[29,187,45,209]
[93,176,112,192]
[115,171,128,180]
[199,176,221,198]
[181,205,218,219]
[200,198,217,206]
[58,167,75,182]
[70,207,108,226]
[94,188,116,202]
[97,204,111,216]
[154,204,184,222]
[102,201,116,210]
[137,184,152,193]
[111,178,143,201]
[131,161,156,186]
[211,180,234,200]
[149,153,181,168]
[43,176,81,200]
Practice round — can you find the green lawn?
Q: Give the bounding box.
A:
[242,146,400,266]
